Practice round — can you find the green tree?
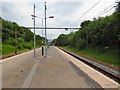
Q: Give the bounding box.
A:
[115,1,120,14]
[1,17,42,54]
[55,34,69,46]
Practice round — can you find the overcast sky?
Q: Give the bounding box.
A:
[1,0,118,40]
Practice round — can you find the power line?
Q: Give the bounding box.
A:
[69,0,102,27]
[97,6,115,17]
[94,4,115,18]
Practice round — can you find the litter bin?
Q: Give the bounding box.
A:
[42,46,44,56]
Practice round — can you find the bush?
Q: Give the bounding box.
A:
[5,38,15,46]
[17,38,25,50]
[17,37,25,44]
[17,44,23,50]
[23,42,33,49]
[76,39,86,49]
[2,44,15,55]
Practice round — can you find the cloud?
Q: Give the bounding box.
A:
[46,2,83,26]
[47,2,83,16]
[2,2,33,26]
[1,0,116,39]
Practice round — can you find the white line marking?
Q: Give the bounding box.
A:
[21,62,38,88]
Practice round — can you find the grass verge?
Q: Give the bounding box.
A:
[2,44,15,55]
[61,46,119,69]
[1,44,41,59]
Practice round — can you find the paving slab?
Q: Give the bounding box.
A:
[2,46,103,88]
[57,46,118,89]
[29,46,101,88]
[2,48,42,88]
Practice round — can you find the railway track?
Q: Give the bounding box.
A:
[59,47,120,83]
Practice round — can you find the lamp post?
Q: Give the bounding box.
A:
[41,19,44,56]
[44,1,55,57]
[31,14,54,57]
[32,15,44,55]
[44,15,54,56]
[31,4,36,58]
[45,1,47,57]
[33,4,36,58]
[41,16,54,56]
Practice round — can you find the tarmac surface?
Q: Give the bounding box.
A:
[1,46,118,89]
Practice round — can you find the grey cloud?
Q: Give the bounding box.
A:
[2,2,23,20]
[45,2,83,28]
[47,2,83,16]
[1,0,116,40]
[2,2,33,26]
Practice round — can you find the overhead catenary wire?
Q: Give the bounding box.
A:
[96,6,115,17]
[69,0,102,27]
[94,3,116,18]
